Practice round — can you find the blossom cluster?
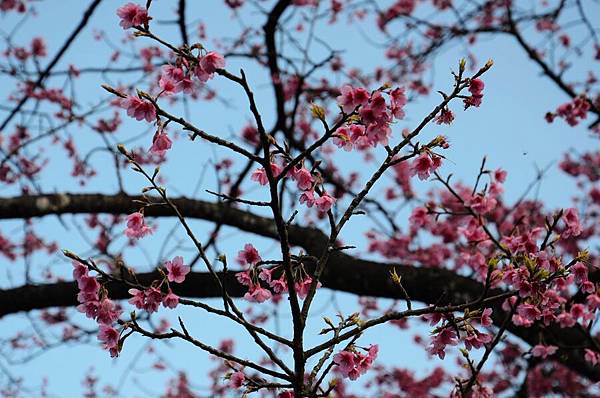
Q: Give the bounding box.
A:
[76,217,190,358]
[235,243,321,303]
[251,162,336,212]
[72,261,122,357]
[425,308,493,360]
[545,96,591,126]
[127,256,190,313]
[115,3,226,162]
[464,78,485,108]
[334,85,406,150]
[333,345,379,380]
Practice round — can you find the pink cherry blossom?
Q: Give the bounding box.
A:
[469,78,485,95]
[270,276,288,294]
[30,37,46,57]
[116,3,150,30]
[149,131,172,155]
[333,127,353,151]
[98,324,119,351]
[359,91,389,126]
[480,308,493,327]
[562,207,582,238]
[531,344,558,359]
[464,331,492,350]
[295,276,321,299]
[230,371,245,388]
[236,243,261,266]
[299,190,316,207]
[334,345,378,380]
[410,153,441,180]
[77,274,100,295]
[315,193,336,212]
[389,87,407,119]
[128,288,145,309]
[251,162,282,185]
[96,298,122,325]
[125,212,152,239]
[120,96,156,122]
[72,260,88,281]
[549,97,590,126]
[162,289,179,309]
[199,51,225,75]
[435,108,454,125]
[292,167,313,191]
[337,85,369,113]
[77,300,99,319]
[333,350,355,374]
[244,285,272,303]
[236,270,253,288]
[143,287,162,313]
[464,78,484,109]
[165,256,190,283]
[584,348,600,366]
[571,262,588,284]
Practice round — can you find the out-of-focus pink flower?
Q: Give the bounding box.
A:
[116,3,150,29]
[531,344,558,359]
[230,371,245,388]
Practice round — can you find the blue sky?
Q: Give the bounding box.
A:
[0,0,599,396]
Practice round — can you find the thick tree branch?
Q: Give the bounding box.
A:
[0,192,597,381]
[177,0,189,46]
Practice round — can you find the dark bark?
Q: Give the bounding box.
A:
[0,192,597,382]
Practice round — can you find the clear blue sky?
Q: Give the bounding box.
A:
[0,0,598,396]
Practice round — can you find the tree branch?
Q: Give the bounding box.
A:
[0,192,597,382]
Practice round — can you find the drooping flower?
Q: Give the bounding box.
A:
[435,108,454,125]
[236,244,261,266]
[244,285,272,303]
[162,289,179,309]
[98,324,120,353]
[251,163,282,185]
[149,131,172,155]
[315,193,336,212]
[96,298,122,325]
[195,51,225,82]
[125,212,152,239]
[389,87,407,119]
[334,345,378,380]
[299,190,316,207]
[292,167,314,191]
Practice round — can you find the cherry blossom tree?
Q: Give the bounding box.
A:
[0,0,599,397]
